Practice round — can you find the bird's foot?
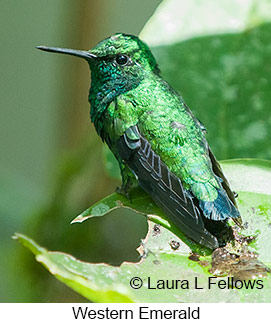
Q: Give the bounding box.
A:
[115,185,132,201]
[116,177,139,202]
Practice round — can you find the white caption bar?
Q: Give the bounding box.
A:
[0,303,268,322]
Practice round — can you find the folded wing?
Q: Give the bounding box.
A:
[117,125,220,249]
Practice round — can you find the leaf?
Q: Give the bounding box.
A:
[141,0,271,46]
[140,0,271,160]
[71,186,210,255]
[13,233,133,303]
[14,222,271,303]
[221,159,271,195]
[221,159,271,263]
[72,187,168,226]
[220,159,271,264]
[15,159,271,302]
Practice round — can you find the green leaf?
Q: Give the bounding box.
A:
[141,0,271,46]
[15,159,271,302]
[71,186,210,255]
[71,187,168,226]
[221,159,271,195]
[14,221,271,303]
[13,233,133,303]
[221,159,271,264]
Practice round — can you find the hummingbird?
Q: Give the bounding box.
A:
[37,33,242,249]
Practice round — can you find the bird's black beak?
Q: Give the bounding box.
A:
[36,46,97,60]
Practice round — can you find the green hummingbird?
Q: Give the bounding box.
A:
[37,33,242,249]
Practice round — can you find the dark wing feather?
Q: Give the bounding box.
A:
[116,125,219,249]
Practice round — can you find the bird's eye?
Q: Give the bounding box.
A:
[116,54,129,65]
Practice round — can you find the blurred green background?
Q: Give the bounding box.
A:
[0,0,161,302]
[1,0,270,302]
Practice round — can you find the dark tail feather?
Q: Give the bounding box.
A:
[199,188,241,221]
[208,148,238,207]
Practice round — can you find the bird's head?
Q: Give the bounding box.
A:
[37,33,159,94]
